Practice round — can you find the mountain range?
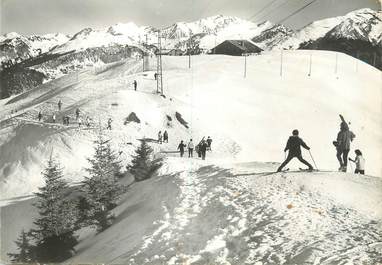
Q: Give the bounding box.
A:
[0,8,381,98]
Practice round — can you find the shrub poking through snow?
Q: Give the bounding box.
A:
[7,230,35,263]
[30,156,79,263]
[175,112,189,129]
[128,140,162,182]
[124,112,140,124]
[81,132,125,232]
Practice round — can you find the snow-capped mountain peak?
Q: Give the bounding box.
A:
[327,8,382,45]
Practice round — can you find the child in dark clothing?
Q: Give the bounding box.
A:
[277,129,313,172]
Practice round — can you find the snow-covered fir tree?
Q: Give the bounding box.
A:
[7,229,35,263]
[81,132,125,231]
[129,140,162,181]
[30,156,79,263]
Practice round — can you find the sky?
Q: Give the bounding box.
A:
[0,0,381,35]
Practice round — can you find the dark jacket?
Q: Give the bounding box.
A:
[178,143,186,152]
[284,136,309,156]
[199,142,208,152]
[337,124,355,151]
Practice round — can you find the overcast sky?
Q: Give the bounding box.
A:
[1,0,381,35]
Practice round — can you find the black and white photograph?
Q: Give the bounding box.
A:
[0,0,381,264]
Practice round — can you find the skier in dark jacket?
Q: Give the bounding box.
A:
[58,100,62,111]
[199,139,208,160]
[38,111,42,122]
[178,140,186,157]
[133,80,137,91]
[335,118,355,172]
[206,136,212,151]
[163,130,168,143]
[277,129,313,172]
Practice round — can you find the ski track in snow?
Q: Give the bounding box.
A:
[126,158,382,265]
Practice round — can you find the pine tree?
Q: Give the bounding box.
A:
[30,156,79,263]
[7,229,35,263]
[129,140,162,181]
[81,133,125,231]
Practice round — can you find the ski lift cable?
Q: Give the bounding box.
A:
[249,0,291,23]
[246,0,280,21]
[275,0,319,25]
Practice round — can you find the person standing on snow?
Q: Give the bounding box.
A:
[133,80,137,91]
[188,139,194,157]
[58,100,62,111]
[349,149,365,175]
[75,108,80,120]
[38,111,42,122]
[78,117,82,128]
[178,140,186,157]
[277,129,313,172]
[86,116,91,127]
[163,130,169,143]
[334,115,355,172]
[107,118,112,130]
[199,139,208,160]
[207,136,213,151]
[52,113,56,123]
[158,131,163,144]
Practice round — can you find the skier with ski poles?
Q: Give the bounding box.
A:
[133,80,137,91]
[277,129,313,172]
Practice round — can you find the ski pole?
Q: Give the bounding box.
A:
[349,160,353,172]
[308,150,318,170]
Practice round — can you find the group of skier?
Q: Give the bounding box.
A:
[178,136,212,160]
[158,130,169,144]
[277,114,365,174]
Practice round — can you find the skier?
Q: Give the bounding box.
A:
[78,117,82,128]
[349,149,365,175]
[52,113,56,123]
[199,139,208,160]
[75,108,80,120]
[58,100,62,111]
[66,116,70,125]
[38,111,42,122]
[86,116,91,127]
[133,80,137,91]
[163,130,168,143]
[178,140,186,157]
[158,131,163,144]
[277,129,313,172]
[107,118,112,130]
[334,115,355,172]
[207,136,212,151]
[188,139,194,157]
[154,73,158,80]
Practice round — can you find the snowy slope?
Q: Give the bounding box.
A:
[2,158,381,264]
[0,50,381,201]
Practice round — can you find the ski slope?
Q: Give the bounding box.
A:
[2,157,381,264]
[0,50,381,200]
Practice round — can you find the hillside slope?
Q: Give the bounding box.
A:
[0,50,381,200]
[2,157,381,264]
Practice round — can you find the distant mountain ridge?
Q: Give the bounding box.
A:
[0,8,380,99]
